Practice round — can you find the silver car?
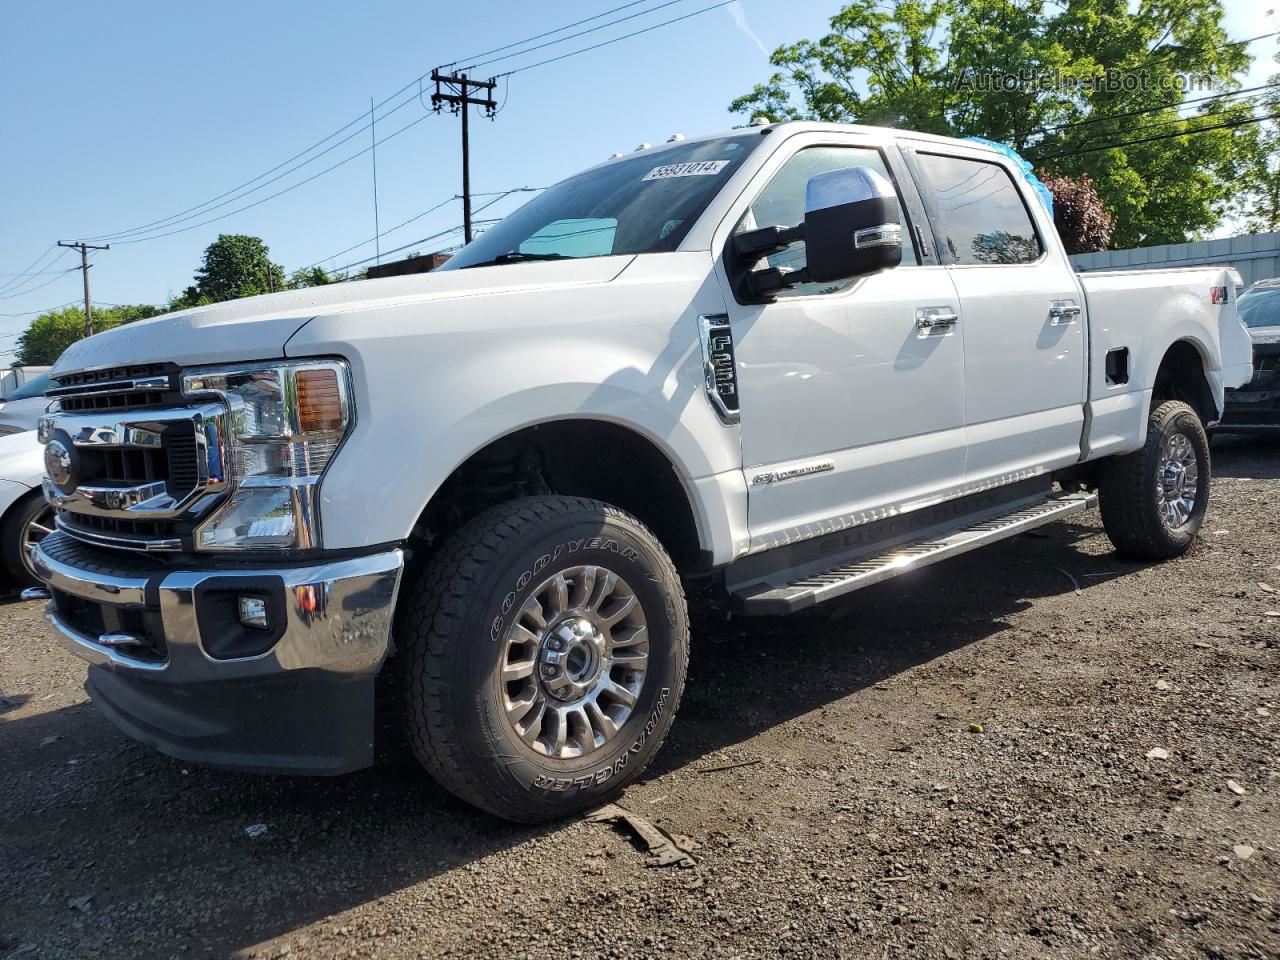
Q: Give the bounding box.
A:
[0,371,50,436]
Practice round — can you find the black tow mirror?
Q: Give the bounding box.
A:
[803,166,903,282]
[733,165,903,300]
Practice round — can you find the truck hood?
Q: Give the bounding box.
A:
[51,255,635,375]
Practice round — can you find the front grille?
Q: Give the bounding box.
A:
[59,389,170,413]
[44,362,225,553]
[53,363,172,389]
[61,513,179,543]
[50,587,167,663]
[51,363,179,413]
[69,423,200,499]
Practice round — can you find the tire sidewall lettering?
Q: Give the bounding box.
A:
[530,686,671,793]
[489,537,640,642]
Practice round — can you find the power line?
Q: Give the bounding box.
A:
[325,190,529,275]
[0,268,72,277]
[442,0,665,70]
[1028,81,1278,139]
[305,195,461,270]
[494,0,737,77]
[0,266,81,302]
[89,92,423,243]
[75,1,689,244]
[1081,97,1270,151]
[1031,110,1279,162]
[0,245,65,297]
[111,112,434,245]
[1030,90,1273,159]
[0,300,78,319]
[304,187,543,270]
[466,0,692,72]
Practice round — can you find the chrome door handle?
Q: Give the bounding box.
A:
[1049,300,1082,324]
[916,307,959,332]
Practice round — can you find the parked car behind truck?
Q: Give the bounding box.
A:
[1216,278,1280,433]
[30,121,1253,821]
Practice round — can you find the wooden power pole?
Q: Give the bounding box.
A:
[58,240,110,336]
[430,69,498,244]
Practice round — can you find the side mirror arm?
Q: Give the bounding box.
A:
[745,265,810,299]
[732,222,805,264]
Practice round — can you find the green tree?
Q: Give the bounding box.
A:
[171,234,286,309]
[731,0,1257,247]
[1236,46,1280,233]
[287,266,343,289]
[15,304,161,366]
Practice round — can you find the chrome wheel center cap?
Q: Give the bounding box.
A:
[539,617,606,702]
[1162,460,1185,496]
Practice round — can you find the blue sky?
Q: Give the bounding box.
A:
[0,0,1273,344]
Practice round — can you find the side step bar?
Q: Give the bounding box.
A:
[734,491,1098,615]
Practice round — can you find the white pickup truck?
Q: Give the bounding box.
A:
[32,121,1253,822]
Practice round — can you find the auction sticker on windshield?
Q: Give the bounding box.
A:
[642,160,731,181]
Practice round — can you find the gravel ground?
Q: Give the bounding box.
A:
[2,435,1278,960]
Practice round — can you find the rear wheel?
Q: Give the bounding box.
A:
[3,492,54,589]
[397,496,688,822]
[1099,400,1210,560]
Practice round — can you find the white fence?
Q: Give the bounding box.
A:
[1069,232,1280,288]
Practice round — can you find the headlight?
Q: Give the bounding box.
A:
[182,359,353,551]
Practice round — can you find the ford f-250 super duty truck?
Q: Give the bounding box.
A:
[30,121,1253,822]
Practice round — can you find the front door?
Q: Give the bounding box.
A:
[712,134,970,553]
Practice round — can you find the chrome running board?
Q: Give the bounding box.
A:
[733,491,1097,615]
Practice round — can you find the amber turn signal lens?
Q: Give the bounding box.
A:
[295,368,344,432]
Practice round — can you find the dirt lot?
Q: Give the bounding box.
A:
[2,436,1278,960]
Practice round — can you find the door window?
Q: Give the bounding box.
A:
[739,146,919,297]
[915,153,1043,265]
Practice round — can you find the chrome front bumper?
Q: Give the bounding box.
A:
[32,531,404,774]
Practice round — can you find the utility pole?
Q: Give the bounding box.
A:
[58,241,109,337]
[370,96,381,265]
[430,69,498,244]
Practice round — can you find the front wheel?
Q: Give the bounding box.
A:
[396,496,688,822]
[2,491,55,589]
[1099,400,1210,560]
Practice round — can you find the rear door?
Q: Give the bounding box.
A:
[906,146,1087,486]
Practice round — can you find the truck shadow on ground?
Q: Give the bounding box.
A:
[2,511,1148,959]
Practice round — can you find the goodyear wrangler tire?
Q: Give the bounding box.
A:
[397,496,688,822]
[1098,399,1210,561]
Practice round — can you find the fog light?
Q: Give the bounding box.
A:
[238,595,270,630]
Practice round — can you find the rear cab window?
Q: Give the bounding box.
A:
[913,152,1043,265]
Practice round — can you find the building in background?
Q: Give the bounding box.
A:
[365,252,452,279]
[1070,232,1280,288]
[0,367,49,397]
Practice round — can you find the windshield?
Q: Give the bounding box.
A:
[1238,287,1280,329]
[3,371,49,401]
[441,134,762,269]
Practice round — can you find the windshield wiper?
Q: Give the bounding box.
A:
[460,251,572,269]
